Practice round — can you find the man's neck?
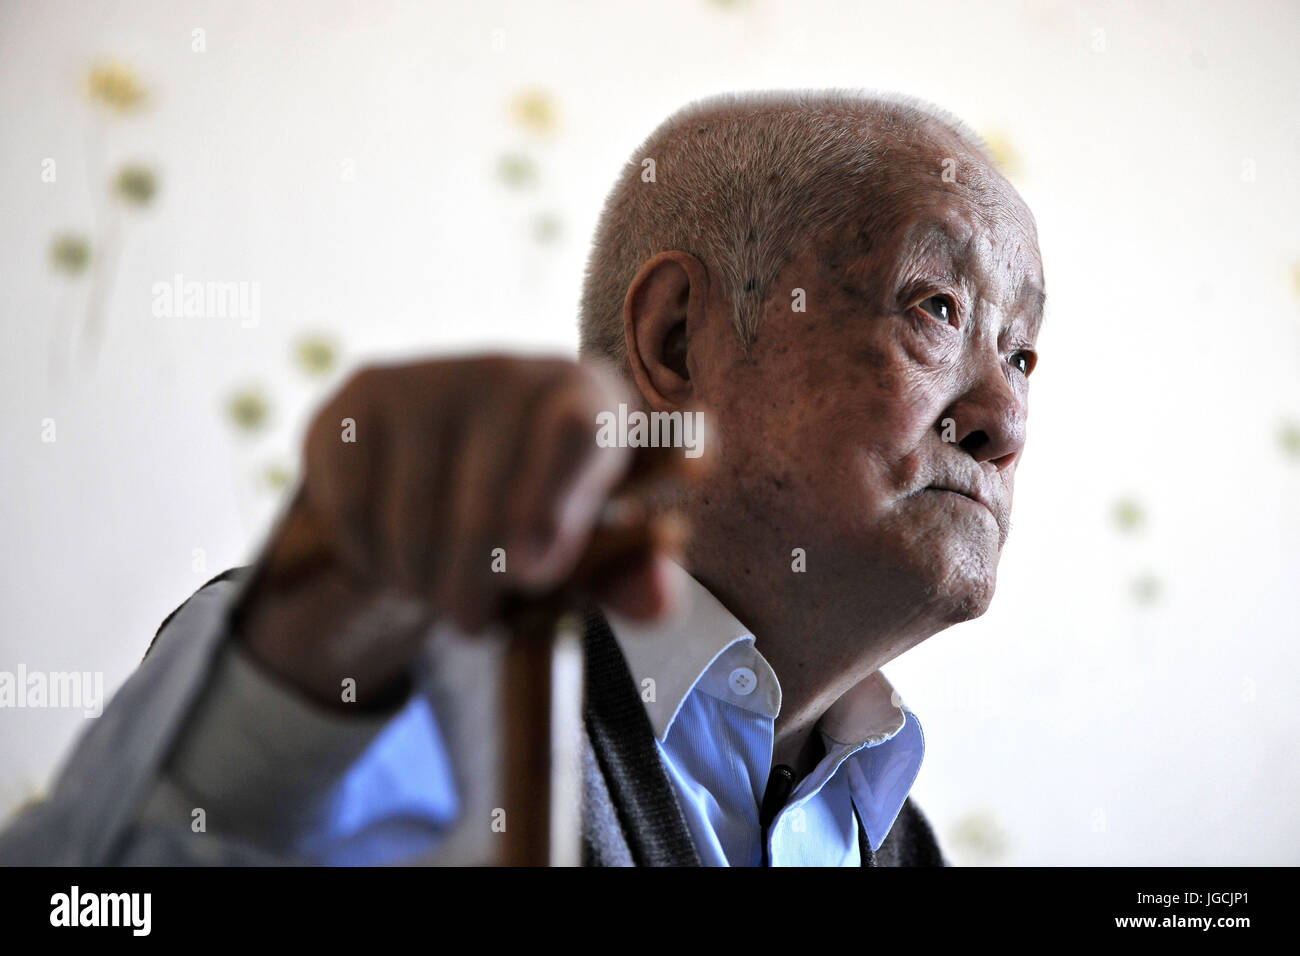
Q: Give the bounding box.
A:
[684,556,936,776]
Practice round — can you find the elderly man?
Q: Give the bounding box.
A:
[0,90,1044,866]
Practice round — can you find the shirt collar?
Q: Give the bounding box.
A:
[602,559,759,741]
[600,559,915,748]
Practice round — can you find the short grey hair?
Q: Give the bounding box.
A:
[577,89,992,368]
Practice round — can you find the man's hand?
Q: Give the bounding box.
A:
[234,355,682,711]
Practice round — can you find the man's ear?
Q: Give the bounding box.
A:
[623,251,709,411]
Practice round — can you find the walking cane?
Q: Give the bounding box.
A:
[497,451,691,866]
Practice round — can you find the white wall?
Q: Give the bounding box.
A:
[1,0,1296,864]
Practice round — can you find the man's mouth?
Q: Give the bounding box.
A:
[923,485,996,519]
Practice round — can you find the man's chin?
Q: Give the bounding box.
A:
[933,581,996,625]
[824,523,1000,624]
[912,546,1000,626]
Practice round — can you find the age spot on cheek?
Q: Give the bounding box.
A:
[853,345,891,371]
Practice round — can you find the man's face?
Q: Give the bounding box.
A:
[691,141,1045,626]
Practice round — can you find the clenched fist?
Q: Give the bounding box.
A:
[233,355,687,711]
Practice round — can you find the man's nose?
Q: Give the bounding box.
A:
[939,354,1026,471]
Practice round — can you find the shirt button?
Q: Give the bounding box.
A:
[728,667,757,696]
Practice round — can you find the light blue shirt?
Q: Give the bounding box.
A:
[0,566,924,866]
[605,562,926,866]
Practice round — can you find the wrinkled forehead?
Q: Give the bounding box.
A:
[893,187,1044,287]
[868,137,1037,247]
[822,158,1044,309]
[864,125,1035,238]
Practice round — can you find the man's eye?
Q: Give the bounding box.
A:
[1010,350,1037,376]
[915,295,955,324]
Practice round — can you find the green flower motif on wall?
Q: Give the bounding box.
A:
[294,335,338,377]
[509,89,559,136]
[1112,498,1145,533]
[50,234,91,275]
[1279,420,1300,461]
[113,164,158,206]
[261,462,294,492]
[86,62,148,114]
[532,212,561,244]
[1131,573,1162,606]
[226,388,270,433]
[948,809,1009,864]
[496,152,538,188]
[981,129,1024,180]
